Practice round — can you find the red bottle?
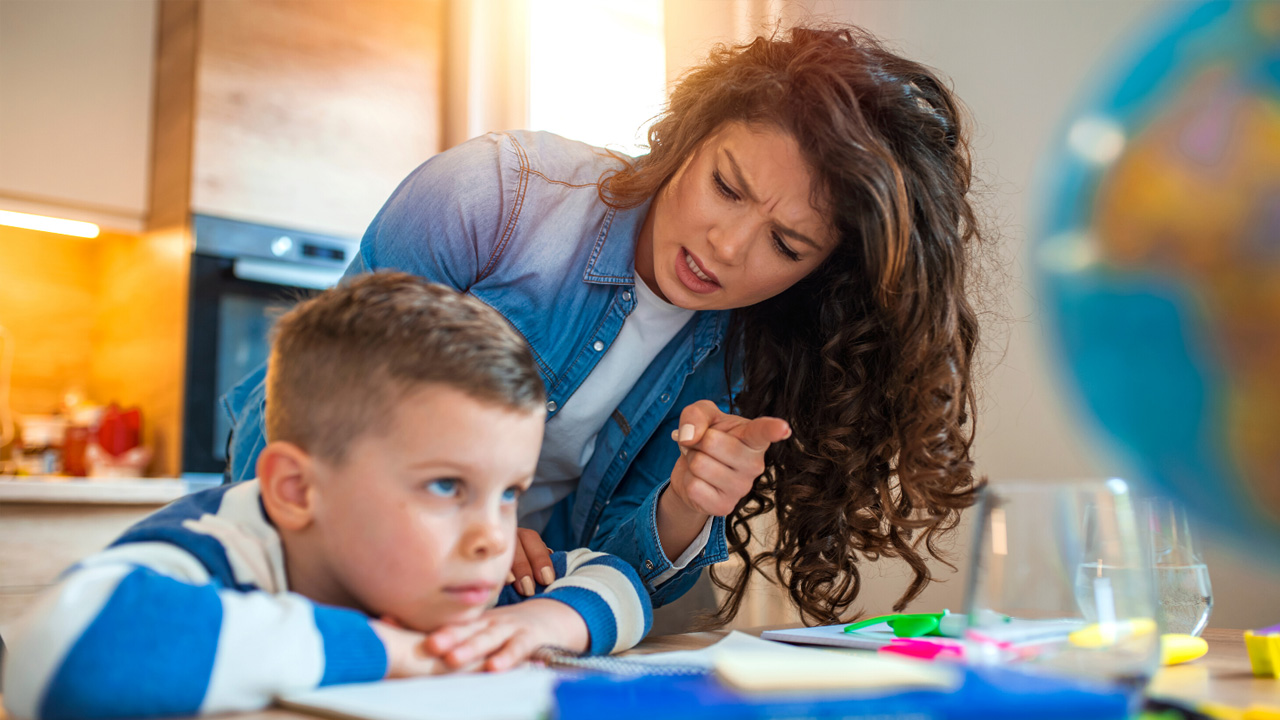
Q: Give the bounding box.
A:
[63,425,90,477]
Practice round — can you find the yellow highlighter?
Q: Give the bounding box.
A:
[1160,633,1209,666]
[1244,624,1280,678]
[1068,618,1157,648]
[1067,621,1207,665]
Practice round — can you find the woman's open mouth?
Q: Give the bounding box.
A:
[675,248,720,293]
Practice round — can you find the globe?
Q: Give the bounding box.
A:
[1036,0,1280,551]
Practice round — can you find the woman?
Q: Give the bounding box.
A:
[224,25,983,625]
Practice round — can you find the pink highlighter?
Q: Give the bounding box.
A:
[879,637,966,661]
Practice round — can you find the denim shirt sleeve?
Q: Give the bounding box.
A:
[222,133,518,481]
[588,410,731,609]
[223,363,270,482]
[357,132,517,291]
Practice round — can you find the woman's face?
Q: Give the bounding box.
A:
[635,121,836,311]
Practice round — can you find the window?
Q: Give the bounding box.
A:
[528,0,665,156]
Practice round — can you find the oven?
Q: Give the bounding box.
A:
[182,214,360,476]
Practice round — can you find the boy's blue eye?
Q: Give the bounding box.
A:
[426,478,459,497]
[501,486,523,503]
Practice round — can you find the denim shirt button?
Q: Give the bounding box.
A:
[622,290,633,302]
[620,450,628,460]
[659,392,670,403]
[644,559,654,570]
[592,340,604,351]
[546,400,557,412]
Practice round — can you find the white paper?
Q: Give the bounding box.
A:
[761,622,899,650]
[277,666,557,720]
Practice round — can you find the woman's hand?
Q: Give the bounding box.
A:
[509,528,555,596]
[424,599,589,672]
[657,400,790,558]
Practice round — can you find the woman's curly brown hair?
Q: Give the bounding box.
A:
[600,26,986,625]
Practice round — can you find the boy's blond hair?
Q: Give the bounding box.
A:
[264,272,544,465]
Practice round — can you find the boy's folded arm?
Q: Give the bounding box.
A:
[3,545,387,720]
[499,548,653,656]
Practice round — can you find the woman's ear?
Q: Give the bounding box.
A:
[257,441,316,531]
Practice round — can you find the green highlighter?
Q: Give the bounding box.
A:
[844,610,1013,639]
[844,612,951,638]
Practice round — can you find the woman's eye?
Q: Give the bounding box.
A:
[772,231,801,262]
[426,478,460,497]
[712,170,739,201]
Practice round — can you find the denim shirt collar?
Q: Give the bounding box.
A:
[582,199,651,286]
[582,197,732,367]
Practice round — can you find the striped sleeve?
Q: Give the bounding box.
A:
[498,549,652,655]
[1,544,387,720]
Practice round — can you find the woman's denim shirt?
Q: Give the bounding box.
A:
[223,131,734,607]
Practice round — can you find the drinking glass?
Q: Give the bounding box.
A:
[964,478,1160,688]
[1143,497,1213,636]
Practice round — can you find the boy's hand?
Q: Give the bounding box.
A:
[425,598,589,672]
[371,618,454,678]
[509,528,555,596]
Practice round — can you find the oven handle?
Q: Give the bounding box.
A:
[232,258,344,290]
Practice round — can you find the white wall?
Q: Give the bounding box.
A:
[667,0,1280,631]
[788,0,1158,484]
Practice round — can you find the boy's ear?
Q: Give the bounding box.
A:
[257,441,316,532]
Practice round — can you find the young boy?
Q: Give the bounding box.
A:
[2,273,652,719]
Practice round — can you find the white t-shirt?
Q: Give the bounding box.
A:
[520,276,712,571]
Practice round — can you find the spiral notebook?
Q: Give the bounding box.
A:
[277,632,783,720]
[532,646,710,676]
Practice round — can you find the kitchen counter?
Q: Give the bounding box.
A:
[0,474,220,505]
[0,474,224,637]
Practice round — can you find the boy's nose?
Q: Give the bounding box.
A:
[460,511,508,561]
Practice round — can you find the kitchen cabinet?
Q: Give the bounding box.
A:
[0,498,166,639]
[145,0,444,476]
[157,0,445,240]
[0,0,158,232]
[1,0,442,239]
[0,1,446,478]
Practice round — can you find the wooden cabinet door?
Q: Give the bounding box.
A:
[190,0,443,239]
[0,0,157,232]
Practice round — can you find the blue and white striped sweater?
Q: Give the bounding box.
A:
[2,481,652,720]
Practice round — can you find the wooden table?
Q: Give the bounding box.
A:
[2,627,1276,718]
[1145,628,1280,709]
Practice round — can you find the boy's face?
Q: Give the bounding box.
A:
[305,384,542,632]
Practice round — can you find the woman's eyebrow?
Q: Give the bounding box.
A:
[724,149,823,250]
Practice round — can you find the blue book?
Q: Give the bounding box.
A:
[554,664,1136,720]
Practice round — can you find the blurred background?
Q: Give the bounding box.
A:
[1,0,1277,635]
